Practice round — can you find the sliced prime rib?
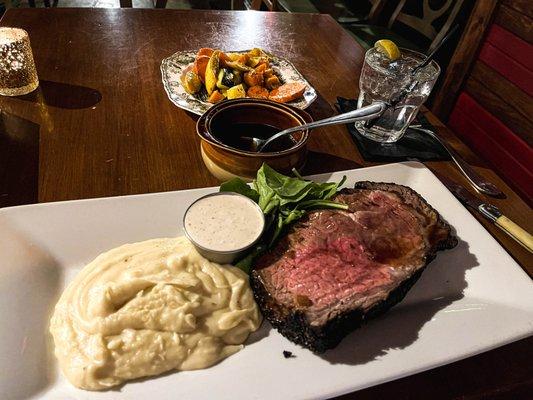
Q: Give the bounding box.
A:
[250,182,457,353]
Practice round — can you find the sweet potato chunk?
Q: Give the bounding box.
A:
[193,55,210,83]
[247,85,269,99]
[197,48,214,58]
[269,82,306,103]
[207,90,225,103]
[244,70,263,87]
[255,63,267,74]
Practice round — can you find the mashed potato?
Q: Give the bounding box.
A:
[50,237,262,390]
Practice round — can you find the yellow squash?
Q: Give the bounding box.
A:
[205,50,220,95]
[226,84,246,99]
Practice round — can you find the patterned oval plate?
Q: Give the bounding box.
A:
[160,50,317,115]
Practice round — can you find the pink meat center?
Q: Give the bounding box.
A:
[261,190,426,311]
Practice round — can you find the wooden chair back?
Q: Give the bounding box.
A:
[438,0,533,204]
[119,0,167,8]
[388,0,465,52]
[249,0,317,13]
[368,0,386,24]
[250,0,278,11]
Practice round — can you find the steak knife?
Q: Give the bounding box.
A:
[441,176,533,253]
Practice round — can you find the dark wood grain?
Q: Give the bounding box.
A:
[339,336,533,400]
[470,61,533,138]
[0,8,366,205]
[466,62,533,146]
[0,8,531,400]
[502,0,533,18]
[0,110,39,207]
[431,0,498,121]
[423,111,533,276]
[495,3,533,43]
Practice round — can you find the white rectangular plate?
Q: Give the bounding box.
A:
[1,162,532,400]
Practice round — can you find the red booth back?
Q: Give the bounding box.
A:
[448,18,533,204]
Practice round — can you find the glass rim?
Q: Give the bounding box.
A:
[364,47,441,81]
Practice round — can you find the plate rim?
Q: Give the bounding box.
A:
[2,161,532,400]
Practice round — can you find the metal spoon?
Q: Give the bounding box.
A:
[246,101,388,152]
[409,125,503,197]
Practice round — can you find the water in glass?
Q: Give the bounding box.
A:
[354,48,440,143]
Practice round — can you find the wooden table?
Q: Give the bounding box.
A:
[1,8,531,399]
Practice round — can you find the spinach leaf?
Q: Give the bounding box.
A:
[307,177,347,200]
[220,177,259,203]
[219,163,348,273]
[256,164,317,207]
[254,167,279,213]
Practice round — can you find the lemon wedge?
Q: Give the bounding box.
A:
[374,39,401,61]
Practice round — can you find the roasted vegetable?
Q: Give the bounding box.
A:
[180,47,306,105]
[247,48,263,57]
[237,54,249,65]
[197,48,214,58]
[264,68,274,78]
[197,86,209,102]
[248,57,261,67]
[269,82,306,103]
[218,52,230,67]
[224,52,242,62]
[233,69,242,84]
[226,84,246,99]
[247,48,270,66]
[255,63,267,74]
[247,85,269,99]
[216,68,236,90]
[180,70,202,94]
[207,90,225,104]
[265,75,281,90]
[224,60,251,72]
[216,69,229,90]
[193,55,210,83]
[244,69,263,87]
[205,50,220,95]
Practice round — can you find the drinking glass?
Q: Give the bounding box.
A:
[0,27,39,96]
[354,48,440,143]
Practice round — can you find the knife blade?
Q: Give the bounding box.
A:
[440,175,533,253]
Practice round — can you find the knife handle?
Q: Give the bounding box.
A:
[495,215,533,253]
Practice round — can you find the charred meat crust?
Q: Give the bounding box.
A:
[350,181,458,251]
[250,182,457,353]
[250,265,425,353]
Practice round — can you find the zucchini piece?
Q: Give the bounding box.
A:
[222,69,235,87]
[233,70,242,85]
[217,68,235,90]
[216,69,230,90]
